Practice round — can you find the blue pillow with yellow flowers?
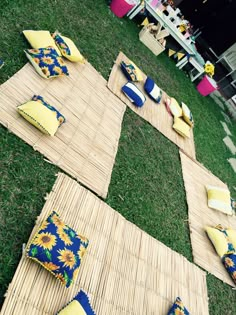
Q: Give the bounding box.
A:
[57,290,95,315]
[167,297,190,315]
[222,251,236,285]
[25,46,69,79]
[26,211,89,288]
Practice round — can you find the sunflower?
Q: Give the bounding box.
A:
[32,232,57,250]
[53,66,63,75]
[41,56,54,65]
[57,229,72,246]
[174,309,184,315]
[58,249,76,269]
[55,273,66,285]
[43,48,53,55]
[57,57,65,67]
[43,262,60,271]
[41,66,51,78]
[77,234,89,244]
[51,213,67,229]
[77,245,86,259]
[40,220,49,231]
[72,267,80,281]
[58,116,65,126]
[224,257,235,267]
[33,57,40,65]
[31,49,40,54]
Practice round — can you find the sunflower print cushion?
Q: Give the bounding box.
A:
[24,46,69,79]
[120,61,143,82]
[222,252,236,285]
[26,211,89,288]
[167,297,190,315]
[57,290,96,315]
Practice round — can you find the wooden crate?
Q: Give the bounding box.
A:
[139,27,165,56]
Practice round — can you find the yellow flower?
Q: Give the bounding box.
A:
[58,116,65,126]
[73,267,80,281]
[40,220,49,231]
[32,232,57,250]
[41,66,51,78]
[58,249,76,269]
[174,309,184,315]
[31,49,40,54]
[43,262,60,271]
[53,66,63,75]
[43,48,53,55]
[77,234,88,244]
[51,213,67,229]
[57,229,72,246]
[55,273,66,285]
[78,245,86,259]
[42,56,54,65]
[33,57,40,65]
[225,257,235,267]
[57,57,65,67]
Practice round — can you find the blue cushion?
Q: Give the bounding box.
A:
[222,252,236,285]
[168,297,190,315]
[57,290,95,314]
[26,211,89,288]
[121,82,145,107]
[144,77,162,103]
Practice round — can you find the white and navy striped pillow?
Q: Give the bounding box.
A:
[122,82,146,107]
[144,77,162,103]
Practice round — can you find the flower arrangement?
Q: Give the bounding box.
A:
[204,61,215,78]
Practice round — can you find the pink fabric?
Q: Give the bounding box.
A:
[110,0,135,18]
[197,76,218,96]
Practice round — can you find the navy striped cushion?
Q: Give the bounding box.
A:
[144,77,162,103]
[122,82,146,107]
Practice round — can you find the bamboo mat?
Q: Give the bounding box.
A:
[0,61,126,198]
[1,173,209,315]
[180,150,236,286]
[107,51,196,159]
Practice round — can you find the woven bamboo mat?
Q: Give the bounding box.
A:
[1,173,209,315]
[0,61,126,198]
[180,150,236,286]
[107,51,196,159]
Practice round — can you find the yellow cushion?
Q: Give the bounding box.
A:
[227,228,236,249]
[52,32,85,63]
[172,116,190,138]
[181,102,194,127]
[129,60,143,81]
[23,30,61,55]
[205,225,233,257]
[58,300,86,315]
[206,185,232,215]
[167,98,182,117]
[17,95,65,136]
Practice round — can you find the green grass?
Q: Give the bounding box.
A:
[0,0,236,313]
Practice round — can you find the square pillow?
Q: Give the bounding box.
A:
[52,32,85,63]
[57,290,95,315]
[172,116,191,138]
[18,95,65,136]
[144,77,163,103]
[26,211,89,287]
[23,30,61,55]
[122,82,146,107]
[167,297,190,315]
[165,97,182,117]
[181,102,194,127]
[120,60,143,82]
[205,224,235,257]
[222,252,236,285]
[206,185,233,215]
[25,46,69,79]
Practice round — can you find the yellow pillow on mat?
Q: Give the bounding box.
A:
[18,95,65,136]
[52,32,85,63]
[23,30,61,55]
[172,117,190,138]
[181,102,194,127]
[227,228,236,249]
[206,185,232,215]
[205,225,234,257]
[168,98,182,117]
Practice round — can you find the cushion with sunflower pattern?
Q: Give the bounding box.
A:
[26,211,89,288]
[167,297,190,315]
[25,46,69,79]
[18,95,66,136]
[52,32,85,63]
[57,290,96,315]
[222,251,236,285]
[120,60,143,82]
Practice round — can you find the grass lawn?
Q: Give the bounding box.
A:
[0,0,236,313]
